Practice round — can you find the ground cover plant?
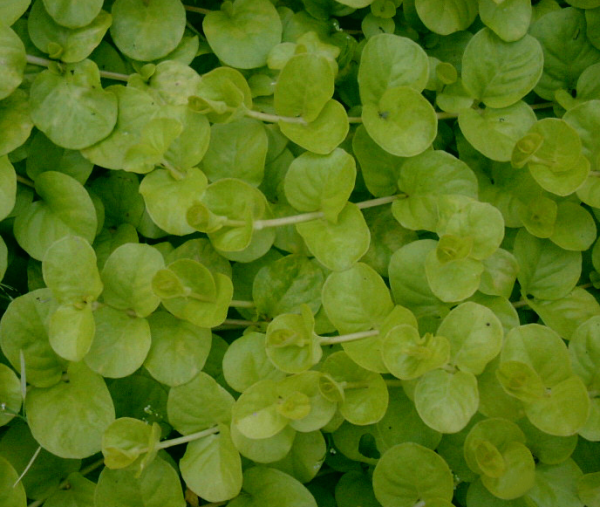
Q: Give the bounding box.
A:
[1,0,600,505]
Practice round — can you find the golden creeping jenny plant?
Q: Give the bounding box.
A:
[1,0,600,505]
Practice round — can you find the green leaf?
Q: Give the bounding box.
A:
[479,0,532,42]
[42,235,102,305]
[382,325,450,380]
[101,243,164,318]
[518,417,578,465]
[48,303,95,361]
[513,229,582,300]
[462,29,543,108]
[30,59,118,150]
[479,248,519,298]
[153,259,233,328]
[25,361,115,458]
[0,0,31,26]
[253,255,325,318]
[424,241,484,302]
[28,1,111,63]
[84,306,151,378]
[271,430,326,483]
[528,288,600,340]
[203,0,282,69]
[43,473,95,507]
[26,131,93,185]
[0,22,26,100]
[358,33,430,105]
[232,379,290,439]
[144,311,212,388]
[0,89,34,157]
[322,262,394,335]
[230,423,295,464]
[110,0,186,61]
[437,302,503,375]
[530,7,600,100]
[335,471,380,507]
[0,363,22,427]
[393,150,478,231]
[414,0,478,34]
[0,289,65,388]
[295,202,370,272]
[362,86,437,157]
[501,324,573,387]
[352,124,403,197]
[203,118,267,187]
[139,167,208,236]
[102,417,160,471]
[167,372,234,435]
[265,306,322,374]
[223,332,286,393]
[569,315,600,388]
[284,148,356,223]
[279,99,349,155]
[180,424,243,502]
[578,472,600,507]
[372,442,454,507]
[0,456,27,507]
[275,53,334,122]
[564,99,600,173]
[95,456,185,507]
[228,466,318,507]
[322,351,389,425]
[525,460,584,507]
[42,0,103,28]
[0,155,16,221]
[519,195,558,238]
[458,102,537,162]
[496,360,547,403]
[193,66,253,124]
[414,369,479,433]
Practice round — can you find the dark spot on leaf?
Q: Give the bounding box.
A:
[379,111,389,120]
[486,322,490,327]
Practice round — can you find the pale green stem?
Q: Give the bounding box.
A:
[230,300,256,308]
[319,329,379,345]
[183,4,213,14]
[589,171,600,178]
[26,54,130,82]
[512,299,529,309]
[14,447,41,487]
[156,425,219,450]
[253,195,401,230]
[531,102,554,110]
[385,379,404,388]
[220,318,260,327]
[16,175,35,189]
[512,282,596,309]
[348,116,362,123]
[246,109,308,125]
[27,459,104,507]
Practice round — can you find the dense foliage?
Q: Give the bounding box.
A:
[1,0,600,506]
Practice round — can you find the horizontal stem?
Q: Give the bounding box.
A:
[17,174,35,188]
[246,109,308,125]
[229,300,256,308]
[183,4,213,14]
[531,102,554,110]
[319,329,379,345]
[26,54,130,82]
[217,319,262,328]
[156,425,219,449]
[254,195,402,230]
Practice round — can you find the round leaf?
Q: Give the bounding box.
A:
[144,311,212,387]
[373,442,454,507]
[0,22,26,100]
[279,99,349,155]
[25,361,115,458]
[362,86,437,157]
[462,28,544,108]
[167,372,234,435]
[358,33,430,105]
[0,363,22,427]
[101,243,164,317]
[0,456,27,507]
[295,202,370,272]
[415,369,479,433]
[0,89,34,157]
[110,0,186,61]
[42,0,103,28]
[30,60,118,150]
[48,303,95,361]
[203,0,282,69]
[84,306,151,378]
